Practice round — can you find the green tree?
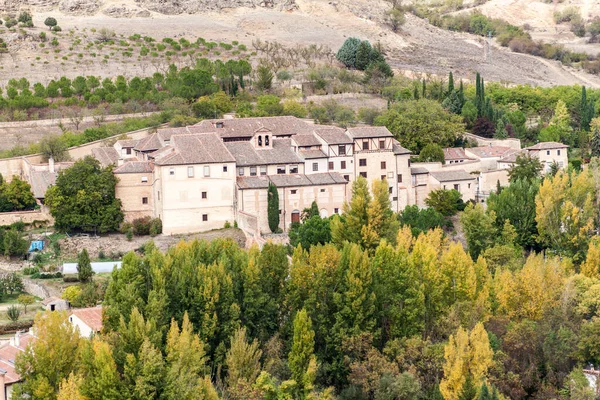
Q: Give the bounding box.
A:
[425,189,464,216]
[78,339,121,399]
[289,309,317,398]
[355,41,373,71]
[123,339,164,400]
[3,229,27,257]
[591,117,600,157]
[225,327,262,393]
[256,65,274,91]
[332,176,371,246]
[336,37,361,68]
[398,205,448,237]
[508,153,543,182]
[17,294,35,314]
[40,135,70,162]
[289,203,331,249]
[419,143,445,163]
[461,101,478,128]
[7,305,20,321]
[267,182,280,233]
[386,8,406,32]
[460,203,497,260]
[376,99,465,153]
[539,100,573,144]
[256,95,283,116]
[44,17,57,30]
[77,249,93,283]
[45,156,124,233]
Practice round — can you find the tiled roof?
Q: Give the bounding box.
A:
[114,161,153,174]
[157,127,190,142]
[237,172,347,189]
[292,133,322,147]
[0,332,34,385]
[466,146,513,158]
[156,133,236,166]
[41,296,62,306]
[134,133,162,152]
[347,126,393,139]
[525,142,569,150]
[92,147,119,167]
[411,167,429,175]
[224,139,302,167]
[299,149,327,159]
[195,116,313,138]
[313,127,353,144]
[430,170,475,182]
[116,139,138,148]
[30,170,57,198]
[72,306,103,332]
[444,148,469,160]
[392,139,411,155]
[498,149,523,164]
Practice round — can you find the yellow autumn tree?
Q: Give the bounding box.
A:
[439,242,477,305]
[582,237,600,278]
[494,254,567,320]
[440,322,494,400]
[57,373,87,400]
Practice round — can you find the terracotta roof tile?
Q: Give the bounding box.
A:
[347,126,393,139]
[195,116,313,138]
[299,149,327,159]
[114,161,154,174]
[430,170,475,182]
[292,133,322,147]
[525,142,569,150]
[313,127,353,144]
[92,147,120,167]
[466,146,513,158]
[444,148,469,160]
[71,306,103,332]
[155,133,235,166]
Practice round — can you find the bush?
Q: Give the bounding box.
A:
[425,189,465,216]
[149,218,162,236]
[132,216,152,236]
[6,305,20,322]
[62,285,82,303]
[52,26,62,32]
[3,230,27,257]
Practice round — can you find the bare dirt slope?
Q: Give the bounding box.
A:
[1,0,599,87]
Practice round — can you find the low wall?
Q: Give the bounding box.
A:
[0,209,53,226]
[463,133,521,150]
[236,211,259,237]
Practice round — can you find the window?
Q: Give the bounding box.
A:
[142,197,148,204]
[203,166,210,177]
[277,165,286,174]
[328,161,334,170]
[339,145,346,155]
[202,214,208,221]
[169,168,175,176]
[359,159,367,167]
[341,161,346,169]
[381,161,386,169]
[454,184,460,191]
[362,140,369,150]
[344,175,350,181]
[215,122,224,128]
[557,150,561,155]
[158,191,160,201]
[260,166,267,176]
[238,167,244,176]
[334,208,339,214]
[393,196,398,201]
[547,150,550,155]
[223,165,228,172]
[381,175,386,180]
[202,191,207,199]
[250,167,257,176]
[468,183,471,189]
[290,165,298,174]
[312,163,318,172]
[379,140,385,149]
[360,172,367,178]
[387,171,394,179]
[258,135,263,146]
[388,187,393,194]
[290,189,297,195]
[265,136,270,146]
[141,176,148,183]
[398,174,403,183]
[187,166,194,178]
[126,148,132,155]
[320,188,325,193]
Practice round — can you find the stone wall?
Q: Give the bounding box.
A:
[0,209,53,226]
[22,278,50,299]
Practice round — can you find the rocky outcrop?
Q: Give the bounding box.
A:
[102,4,151,17]
[59,0,101,15]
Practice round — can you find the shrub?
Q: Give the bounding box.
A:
[3,230,27,257]
[149,218,162,237]
[425,189,465,216]
[6,305,20,322]
[77,249,93,283]
[52,25,62,32]
[126,229,133,241]
[62,285,82,303]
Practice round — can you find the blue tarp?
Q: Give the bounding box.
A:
[28,241,44,252]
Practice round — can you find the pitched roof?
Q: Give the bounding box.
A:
[195,116,313,138]
[525,142,569,150]
[392,139,411,155]
[237,172,347,189]
[156,133,236,166]
[157,127,190,142]
[346,126,393,139]
[466,146,513,158]
[116,139,138,148]
[134,133,162,152]
[411,167,429,175]
[292,133,322,147]
[314,127,353,144]
[430,170,475,182]
[0,332,34,385]
[299,149,328,159]
[71,306,103,332]
[113,161,154,174]
[92,147,120,167]
[444,148,469,160]
[41,296,63,306]
[498,149,524,164]
[30,170,57,198]
[224,139,302,167]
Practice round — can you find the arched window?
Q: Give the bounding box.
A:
[258,135,263,146]
[265,135,270,146]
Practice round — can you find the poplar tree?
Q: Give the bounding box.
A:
[591,117,600,157]
[289,309,317,398]
[225,327,262,390]
[57,373,86,400]
[123,339,165,400]
[331,176,371,246]
[78,339,122,400]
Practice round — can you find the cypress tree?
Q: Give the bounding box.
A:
[591,124,600,157]
[478,382,490,400]
[475,73,483,117]
[413,85,419,99]
[458,80,465,107]
[422,79,426,98]
[77,248,93,283]
[267,182,280,233]
[448,71,454,95]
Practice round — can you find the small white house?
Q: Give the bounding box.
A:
[69,306,103,338]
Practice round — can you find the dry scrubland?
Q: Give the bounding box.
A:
[0,0,598,88]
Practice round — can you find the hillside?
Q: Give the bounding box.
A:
[0,0,599,87]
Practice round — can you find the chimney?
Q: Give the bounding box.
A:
[117,158,124,167]
[48,156,55,173]
[15,331,20,348]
